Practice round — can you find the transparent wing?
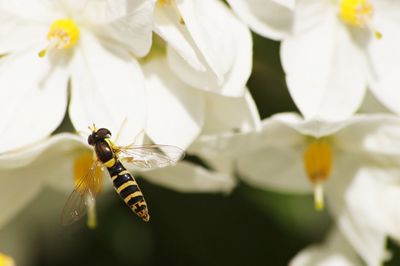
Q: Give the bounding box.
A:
[61,161,102,226]
[118,144,185,170]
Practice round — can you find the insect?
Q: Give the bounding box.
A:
[61,125,185,225]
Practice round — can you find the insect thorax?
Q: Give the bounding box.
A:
[94,139,115,163]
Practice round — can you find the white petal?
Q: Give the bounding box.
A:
[190,117,311,193]
[0,133,85,169]
[367,6,400,114]
[270,112,354,138]
[334,114,400,156]
[0,46,69,153]
[166,0,252,96]
[281,2,366,120]
[201,89,261,135]
[290,227,362,266]
[0,11,47,54]
[94,0,156,57]
[0,0,61,21]
[226,0,293,40]
[191,117,304,164]
[69,31,146,146]
[237,144,311,193]
[327,161,390,266]
[342,166,400,241]
[142,57,205,149]
[274,0,296,9]
[140,161,236,193]
[153,1,206,72]
[0,134,88,228]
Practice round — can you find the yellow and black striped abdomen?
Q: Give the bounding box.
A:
[107,160,150,222]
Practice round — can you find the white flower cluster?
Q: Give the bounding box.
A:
[1,0,400,265]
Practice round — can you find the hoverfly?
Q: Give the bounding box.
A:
[61,125,185,225]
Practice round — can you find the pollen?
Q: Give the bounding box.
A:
[340,0,382,39]
[39,18,80,57]
[303,139,333,211]
[0,253,15,266]
[74,152,103,195]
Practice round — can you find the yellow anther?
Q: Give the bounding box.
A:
[303,139,333,211]
[340,0,382,39]
[39,18,80,57]
[74,152,103,195]
[0,253,15,266]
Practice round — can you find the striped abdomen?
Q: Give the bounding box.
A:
[107,160,150,222]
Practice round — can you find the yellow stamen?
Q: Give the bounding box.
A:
[0,253,15,266]
[39,18,80,57]
[340,0,382,39]
[85,194,97,229]
[74,152,103,229]
[314,183,325,211]
[303,139,333,211]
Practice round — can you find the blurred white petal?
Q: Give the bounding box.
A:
[334,114,400,155]
[238,145,311,193]
[271,113,355,138]
[290,227,362,266]
[141,161,236,193]
[202,89,261,135]
[0,134,88,228]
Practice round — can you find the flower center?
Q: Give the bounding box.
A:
[303,138,333,211]
[74,151,103,228]
[39,18,80,57]
[340,0,382,39]
[0,253,15,266]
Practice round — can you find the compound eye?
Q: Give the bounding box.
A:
[88,134,95,145]
[96,128,112,138]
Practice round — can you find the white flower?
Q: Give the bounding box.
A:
[0,0,155,152]
[228,0,400,120]
[140,51,261,191]
[279,0,400,120]
[192,113,400,265]
[226,0,295,40]
[0,132,236,229]
[153,0,252,97]
[142,55,261,149]
[290,227,363,266]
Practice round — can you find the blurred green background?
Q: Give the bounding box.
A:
[4,34,399,266]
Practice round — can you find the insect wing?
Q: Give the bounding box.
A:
[61,161,101,226]
[119,145,185,170]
